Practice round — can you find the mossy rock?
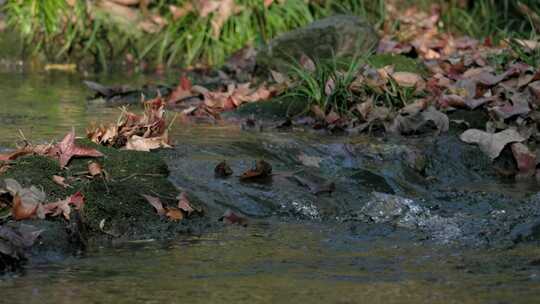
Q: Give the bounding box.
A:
[234,97,309,119]
[257,15,379,72]
[368,54,428,76]
[0,140,202,239]
[368,54,428,75]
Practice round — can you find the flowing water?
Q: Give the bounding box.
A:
[1,71,540,303]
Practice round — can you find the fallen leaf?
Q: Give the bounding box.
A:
[391,71,425,91]
[88,162,103,177]
[43,198,71,220]
[55,129,104,168]
[125,131,171,152]
[215,160,233,177]
[324,78,336,96]
[511,143,536,179]
[177,192,202,216]
[240,160,272,180]
[460,128,526,160]
[220,209,248,226]
[389,106,449,135]
[12,195,39,220]
[69,192,85,210]
[52,175,70,188]
[141,194,166,217]
[300,54,316,72]
[298,154,323,168]
[165,208,184,221]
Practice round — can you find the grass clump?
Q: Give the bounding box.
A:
[2,0,385,69]
[282,55,425,119]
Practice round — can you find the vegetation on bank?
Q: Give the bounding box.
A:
[2,0,538,69]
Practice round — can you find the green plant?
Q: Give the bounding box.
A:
[285,56,364,115]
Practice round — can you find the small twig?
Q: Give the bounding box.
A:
[115,173,166,183]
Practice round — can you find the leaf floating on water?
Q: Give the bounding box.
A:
[240,160,272,180]
[214,160,233,177]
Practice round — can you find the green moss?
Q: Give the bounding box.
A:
[368,54,428,75]
[235,96,309,119]
[1,140,181,236]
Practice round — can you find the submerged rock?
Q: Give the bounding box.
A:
[257,15,379,72]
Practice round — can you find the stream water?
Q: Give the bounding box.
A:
[1,71,540,303]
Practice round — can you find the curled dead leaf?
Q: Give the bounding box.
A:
[460,128,526,160]
[52,175,70,188]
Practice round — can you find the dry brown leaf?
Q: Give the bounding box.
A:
[125,131,171,152]
[52,175,70,188]
[141,194,166,216]
[166,208,184,221]
[460,128,526,160]
[12,195,39,221]
[88,162,103,177]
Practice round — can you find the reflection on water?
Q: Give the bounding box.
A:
[1,222,540,304]
[0,70,179,147]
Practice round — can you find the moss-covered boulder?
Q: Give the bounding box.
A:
[234,96,309,119]
[257,15,379,72]
[1,140,205,241]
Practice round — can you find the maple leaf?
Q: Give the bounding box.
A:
[55,129,104,168]
[42,192,85,220]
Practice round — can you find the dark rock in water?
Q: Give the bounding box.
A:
[0,223,42,272]
[511,217,540,243]
[257,15,379,72]
[84,80,171,106]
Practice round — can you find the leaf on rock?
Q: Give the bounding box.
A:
[141,194,166,217]
[55,129,104,168]
[88,162,103,177]
[69,192,85,210]
[460,128,526,160]
[125,132,171,152]
[511,143,536,178]
[240,160,272,180]
[43,198,71,220]
[166,208,184,221]
[177,192,202,216]
[52,175,70,188]
[389,105,449,135]
[12,195,39,220]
